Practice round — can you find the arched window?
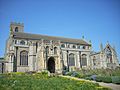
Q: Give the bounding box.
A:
[46,46,49,54]
[54,47,57,54]
[36,42,38,53]
[15,27,18,32]
[69,53,75,66]
[105,47,112,63]
[67,44,70,48]
[73,45,76,48]
[15,40,17,44]
[61,44,65,48]
[82,46,86,49]
[81,54,87,66]
[20,40,25,45]
[20,51,28,66]
[93,56,96,65]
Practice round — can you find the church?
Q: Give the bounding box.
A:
[0,22,119,74]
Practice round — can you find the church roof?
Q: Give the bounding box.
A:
[13,32,91,45]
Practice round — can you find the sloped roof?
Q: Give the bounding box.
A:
[90,52,101,56]
[13,32,91,45]
[104,43,115,52]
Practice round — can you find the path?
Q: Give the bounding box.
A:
[60,76,120,90]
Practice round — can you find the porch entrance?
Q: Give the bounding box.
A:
[47,57,55,73]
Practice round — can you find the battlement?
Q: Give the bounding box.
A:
[10,22,24,33]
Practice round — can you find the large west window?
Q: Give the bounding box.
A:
[20,51,28,66]
[105,47,112,63]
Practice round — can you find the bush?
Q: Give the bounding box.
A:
[112,76,120,84]
[66,71,85,78]
[102,76,112,83]
[65,71,73,76]
[90,75,97,80]
[85,77,92,80]
[41,70,49,75]
[96,76,103,82]
[26,71,36,75]
[95,76,112,83]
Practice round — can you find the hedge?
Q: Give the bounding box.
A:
[112,76,120,84]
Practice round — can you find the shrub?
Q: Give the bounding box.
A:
[112,76,120,84]
[96,76,103,82]
[41,70,49,75]
[90,75,97,80]
[102,76,112,83]
[12,72,26,75]
[66,71,85,78]
[62,70,68,75]
[26,71,36,74]
[95,76,112,83]
[65,71,73,76]
[85,77,92,80]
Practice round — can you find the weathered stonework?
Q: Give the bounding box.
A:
[1,22,119,74]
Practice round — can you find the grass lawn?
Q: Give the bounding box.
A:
[0,72,111,90]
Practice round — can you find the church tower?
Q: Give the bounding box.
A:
[10,22,24,33]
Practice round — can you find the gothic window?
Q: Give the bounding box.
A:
[61,44,65,48]
[20,51,28,66]
[54,47,57,54]
[73,45,76,48]
[93,56,96,65]
[82,46,86,49]
[20,40,25,45]
[36,42,38,53]
[67,44,70,48]
[105,47,112,55]
[15,40,17,44]
[81,54,87,66]
[110,56,112,63]
[15,27,18,32]
[46,46,49,54]
[69,53,75,66]
[105,47,112,63]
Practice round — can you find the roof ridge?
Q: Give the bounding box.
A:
[14,32,84,41]
[13,32,90,45]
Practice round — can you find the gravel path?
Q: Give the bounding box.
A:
[61,76,120,90]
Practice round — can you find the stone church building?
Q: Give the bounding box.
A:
[0,22,119,73]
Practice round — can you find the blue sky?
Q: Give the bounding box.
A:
[0,0,120,62]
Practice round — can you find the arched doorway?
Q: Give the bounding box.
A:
[47,57,55,73]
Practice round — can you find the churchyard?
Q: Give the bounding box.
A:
[0,71,111,90]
